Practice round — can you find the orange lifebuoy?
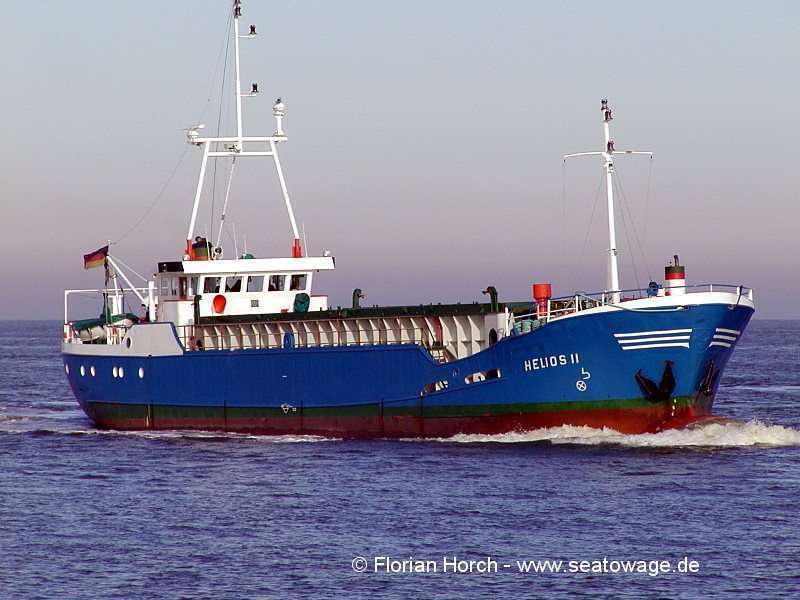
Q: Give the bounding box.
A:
[212,294,227,314]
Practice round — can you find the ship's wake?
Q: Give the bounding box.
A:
[37,429,336,443]
[440,419,800,448]
[2,411,799,448]
[0,415,336,443]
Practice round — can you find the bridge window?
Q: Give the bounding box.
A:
[268,275,286,291]
[247,275,264,292]
[170,278,179,296]
[290,274,307,291]
[225,276,242,292]
[203,277,221,294]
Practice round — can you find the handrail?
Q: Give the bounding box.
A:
[64,315,457,362]
[63,287,153,344]
[174,322,446,357]
[511,282,753,328]
[550,283,751,303]
[64,287,151,322]
[64,282,753,349]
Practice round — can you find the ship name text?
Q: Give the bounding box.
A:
[523,352,580,372]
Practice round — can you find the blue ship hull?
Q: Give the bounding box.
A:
[63,300,754,437]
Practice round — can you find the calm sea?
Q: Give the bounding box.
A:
[1,320,799,599]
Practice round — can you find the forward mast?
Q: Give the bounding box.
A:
[564,100,652,304]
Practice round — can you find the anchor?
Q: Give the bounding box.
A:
[698,360,719,397]
[635,360,676,402]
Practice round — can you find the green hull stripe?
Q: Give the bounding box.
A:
[422,396,694,418]
[88,396,695,420]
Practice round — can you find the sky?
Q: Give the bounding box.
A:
[1,0,798,319]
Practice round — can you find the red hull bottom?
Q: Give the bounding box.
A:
[84,398,712,438]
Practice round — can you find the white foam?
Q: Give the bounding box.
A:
[0,415,29,423]
[4,418,798,448]
[0,425,336,443]
[728,385,800,393]
[97,430,337,443]
[439,419,800,448]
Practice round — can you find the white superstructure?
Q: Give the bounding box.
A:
[155,257,335,326]
[154,0,332,328]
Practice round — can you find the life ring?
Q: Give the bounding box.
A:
[212,294,227,314]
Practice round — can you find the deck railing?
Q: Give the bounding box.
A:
[63,287,151,344]
[511,283,753,328]
[61,287,492,362]
[174,322,441,354]
[63,282,752,351]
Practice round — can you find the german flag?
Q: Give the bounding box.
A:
[83,245,109,270]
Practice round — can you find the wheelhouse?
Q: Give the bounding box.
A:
[155,255,335,326]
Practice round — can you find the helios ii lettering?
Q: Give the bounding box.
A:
[523,352,580,372]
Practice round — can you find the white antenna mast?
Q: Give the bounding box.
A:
[563,100,652,304]
[233,0,245,151]
[183,0,304,260]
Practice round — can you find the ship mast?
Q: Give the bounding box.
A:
[564,100,652,304]
[184,0,303,260]
[233,0,245,150]
[602,101,620,303]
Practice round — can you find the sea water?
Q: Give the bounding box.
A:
[1,320,798,599]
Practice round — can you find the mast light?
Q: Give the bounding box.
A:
[273,98,286,136]
[186,123,205,145]
[601,99,613,122]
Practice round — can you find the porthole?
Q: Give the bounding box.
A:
[119,366,125,378]
[125,338,132,349]
[90,366,96,377]
[112,366,118,378]
[64,364,70,375]
[138,367,144,379]
[80,365,85,377]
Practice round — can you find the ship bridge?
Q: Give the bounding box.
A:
[155,255,335,325]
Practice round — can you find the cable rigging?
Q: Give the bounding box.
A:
[613,173,643,291]
[578,171,607,266]
[210,12,234,237]
[614,167,652,285]
[113,10,235,249]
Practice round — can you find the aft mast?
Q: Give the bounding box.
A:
[564,100,652,304]
[184,0,303,261]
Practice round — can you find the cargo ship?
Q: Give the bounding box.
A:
[61,1,754,437]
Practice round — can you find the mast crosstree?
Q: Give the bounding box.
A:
[184,0,303,260]
[564,100,652,304]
